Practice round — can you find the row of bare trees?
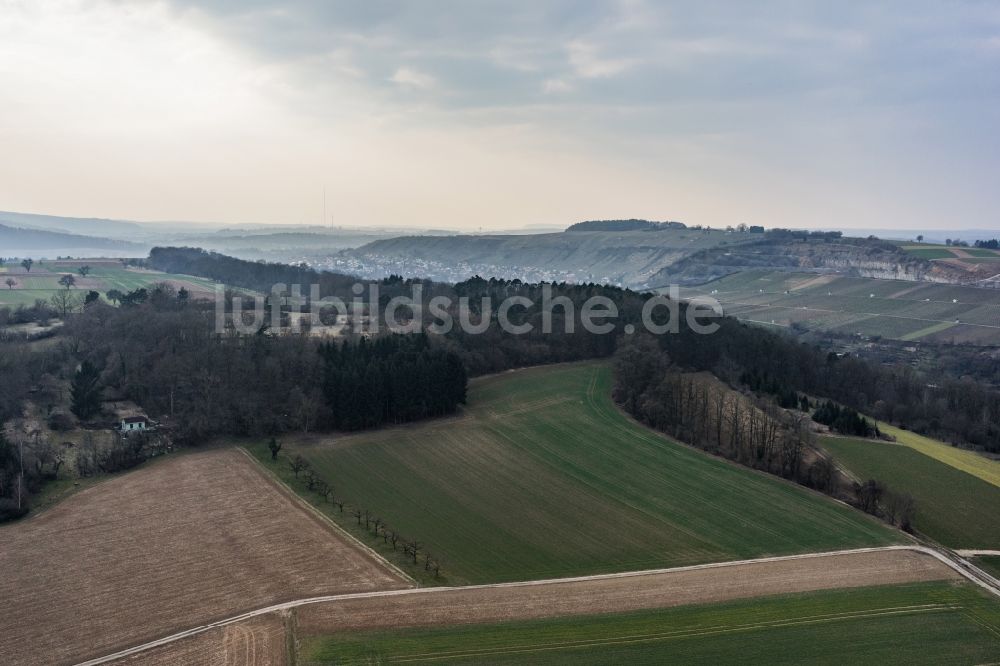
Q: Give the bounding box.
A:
[616,337,811,483]
[855,479,916,531]
[614,336,918,533]
[287,453,442,578]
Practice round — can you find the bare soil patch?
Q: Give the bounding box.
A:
[296,549,956,637]
[0,449,409,666]
[111,613,289,666]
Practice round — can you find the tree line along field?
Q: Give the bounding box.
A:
[300,581,1000,665]
[270,362,901,585]
[0,259,219,307]
[819,435,1000,550]
[680,270,1000,344]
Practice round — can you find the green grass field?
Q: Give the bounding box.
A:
[301,581,1000,665]
[820,436,1000,549]
[964,248,1000,258]
[264,363,899,584]
[958,257,1000,264]
[975,556,1000,580]
[874,422,1000,488]
[903,247,959,260]
[0,260,219,307]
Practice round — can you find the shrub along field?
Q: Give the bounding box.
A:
[279,362,900,584]
[819,436,1000,549]
[302,581,1000,665]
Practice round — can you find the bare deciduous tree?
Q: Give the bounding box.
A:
[288,454,309,478]
[49,290,81,318]
[314,479,332,502]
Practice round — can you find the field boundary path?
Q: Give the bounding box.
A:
[80,544,1000,665]
[234,447,417,586]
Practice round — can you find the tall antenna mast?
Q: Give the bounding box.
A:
[323,186,327,228]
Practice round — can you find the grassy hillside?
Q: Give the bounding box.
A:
[681,270,1000,344]
[270,363,899,584]
[302,581,1000,664]
[820,436,1000,549]
[0,260,218,307]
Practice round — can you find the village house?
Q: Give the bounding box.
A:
[119,416,151,435]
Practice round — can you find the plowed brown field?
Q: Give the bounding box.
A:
[295,548,956,636]
[97,547,958,664]
[0,449,410,666]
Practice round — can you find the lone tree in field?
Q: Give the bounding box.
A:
[58,274,76,289]
[267,437,282,460]
[288,454,309,478]
[20,258,33,272]
[77,265,91,278]
[50,290,80,318]
[106,289,123,305]
[4,278,15,290]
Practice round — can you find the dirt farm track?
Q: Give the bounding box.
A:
[94,547,959,665]
[0,449,410,666]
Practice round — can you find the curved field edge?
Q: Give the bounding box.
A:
[271,361,902,585]
[874,421,1000,488]
[819,435,1000,549]
[300,580,1000,665]
[242,445,439,586]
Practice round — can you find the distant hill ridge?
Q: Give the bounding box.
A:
[566,219,686,232]
[0,210,144,237]
[0,222,144,253]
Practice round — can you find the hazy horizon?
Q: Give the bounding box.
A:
[2,1,998,231]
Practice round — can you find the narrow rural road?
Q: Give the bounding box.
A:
[78,544,1000,666]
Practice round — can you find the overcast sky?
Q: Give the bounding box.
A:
[1,0,998,230]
